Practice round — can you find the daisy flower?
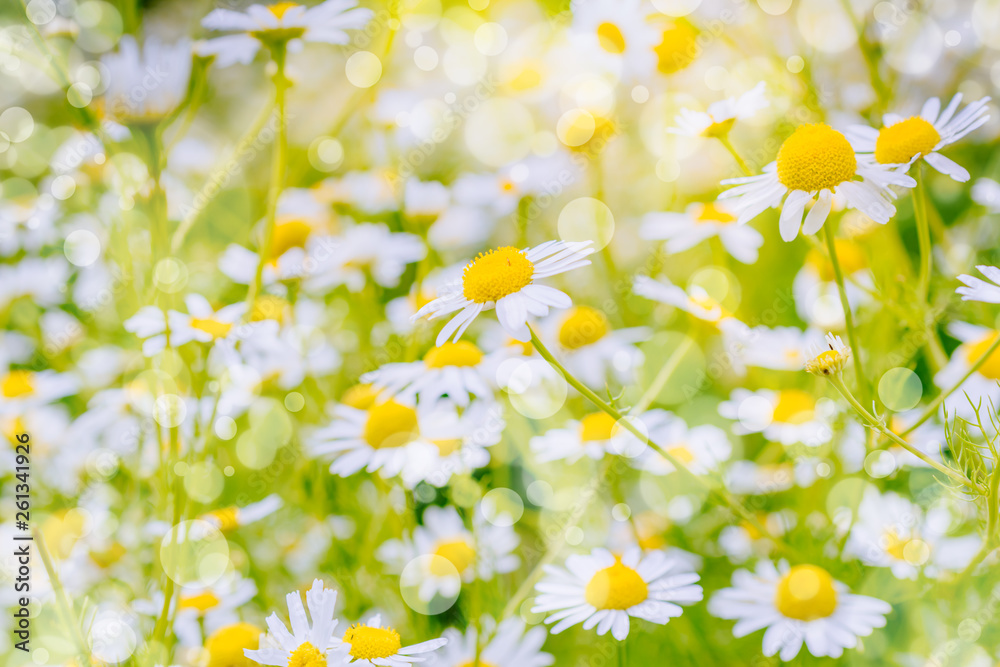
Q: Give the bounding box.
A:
[640,201,764,264]
[733,326,827,372]
[530,411,644,464]
[361,341,499,408]
[709,560,891,661]
[0,366,76,415]
[124,295,247,356]
[668,82,768,138]
[244,579,350,667]
[136,573,258,649]
[340,614,447,666]
[102,36,191,125]
[717,511,796,563]
[719,388,834,447]
[718,123,916,241]
[199,0,374,68]
[726,459,817,495]
[633,413,732,476]
[399,401,504,489]
[307,398,475,484]
[306,222,426,292]
[531,546,702,640]
[847,93,992,183]
[794,239,873,330]
[843,487,980,580]
[957,265,1000,303]
[536,306,650,388]
[206,623,263,667]
[413,241,596,345]
[431,617,553,667]
[633,275,735,324]
[198,495,283,533]
[376,506,519,602]
[568,0,659,81]
[220,189,332,285]
[934,322,1000,417]
[803,332,852,377]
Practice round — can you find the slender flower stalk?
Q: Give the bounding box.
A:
[899,334,1000,436]
[914,165,933,301]
[34,530,91,667]
[823,225,868,400]
[527,325,783,545]
[633,335,696,414]
[716,135,752,177]
[827,374,976,489]
[246,41,289,311]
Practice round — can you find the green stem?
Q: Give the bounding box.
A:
[633,335,696,414]
[828,375,976,489]
[527,325,781,545]
[901,334,1000,436]
[716,135,752,177]
[823,224,867,401]
[34,531,91,666]
[246,42,289,312]
[914,166,932,302]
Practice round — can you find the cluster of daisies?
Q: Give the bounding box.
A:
[7,0,1000,665]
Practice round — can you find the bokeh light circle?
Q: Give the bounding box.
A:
[878,367,922,412]
[481,488,524,526]
[400,555,460,615]
[557,197,615,250]
[159,520,230,586]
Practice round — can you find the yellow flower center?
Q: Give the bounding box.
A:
[268,219,312,261]
[178,590,221,613]
[1,370,35,398]
[874,116,941,165]
[288,642,327,667]
[695,202,737,224]
[884,529,919,561]
[596,22,627,54]
[251,294,290,323]
[654,21,699,74]
[363,400,419,449]
[432,438,463,456]
[558,306,609,349]
[965,333,1000,380]
[774,565,838,621]
[776,124,857,192]
[205,622,261,667]
[805,349,846,376]
[499,178,517,193]
[432,538,476,575]
[203,507,241,532]
[504,61,543,92]
[579,412,618,442]
[342,383,380,410]
[343,625,402,661]
[89,542,127,568]
[584,560,648,610]
[462,246,534,304]
[423,341,484,368]
[190,317,233,339]
[772,389,816,424]
[806,240,867,281]
[41,509,88,559]
[702,117,736,138]
[458,662,498,667]
[666,444,695,465]
[268,2,299,19]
